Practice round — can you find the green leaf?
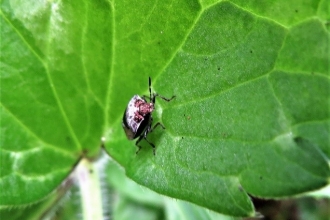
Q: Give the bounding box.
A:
[106,158,234,220]
[105,0,330,217]
[1,0,329,218]
[0,0,109,206]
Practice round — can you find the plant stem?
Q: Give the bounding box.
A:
[76,158,103,220]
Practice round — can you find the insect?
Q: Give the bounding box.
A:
[122,77,175,155]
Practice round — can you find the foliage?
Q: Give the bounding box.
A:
[1,0,329,218]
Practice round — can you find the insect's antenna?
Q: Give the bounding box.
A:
[149,77,152,101]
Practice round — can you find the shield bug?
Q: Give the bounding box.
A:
[122,77,175,155]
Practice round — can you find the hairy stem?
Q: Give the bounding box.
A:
[76,158,103,220]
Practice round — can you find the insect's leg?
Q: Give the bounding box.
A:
[135,135,144,154]
[150,122,165,133]
[140,121,157,155]
[143,137,156,155]
[142,95,151,101]
[154,94,176,102]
